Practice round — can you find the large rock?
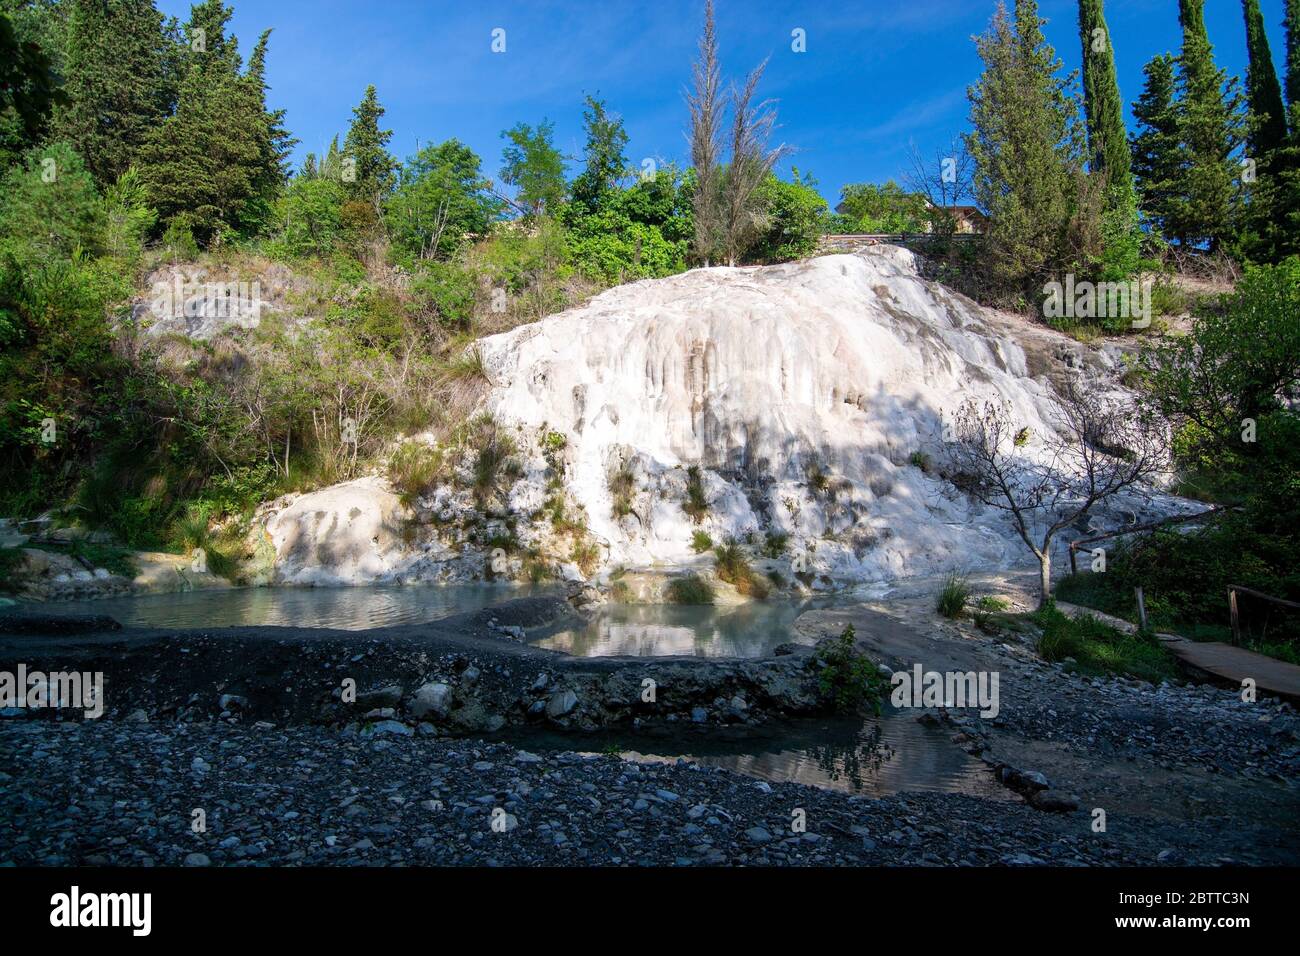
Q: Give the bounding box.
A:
[264,476,410,586]
[408,682,453,719]
[475,247,1173,581]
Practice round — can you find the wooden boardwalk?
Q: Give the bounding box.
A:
[1056,601,1300,703]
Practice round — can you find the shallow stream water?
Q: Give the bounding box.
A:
[13,584,1002,799]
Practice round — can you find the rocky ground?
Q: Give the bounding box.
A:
[2,719,1286,868]
[1,581,1297,867]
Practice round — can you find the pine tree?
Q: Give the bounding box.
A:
[136,0,286,244]
[53,0,178,185]
[967,1,1088,294]
[1169,0,1244,249]
[0,8,63,167]
[1130,54,1183,239]
[342,85,396,207]
[242,29,295,227]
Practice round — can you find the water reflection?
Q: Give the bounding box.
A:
[531,600,832,658]
[13,583,548,631]
[623,713,1009,798]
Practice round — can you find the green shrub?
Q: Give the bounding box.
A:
[682,465,708,523]
[608,465,636,518]
[813,624,888,714]
[388,442,445,506]
[762,531,789,558]
[936,572,970,618]
[667,573,715,605]
[690,529,713,553]
[714,540,769,598]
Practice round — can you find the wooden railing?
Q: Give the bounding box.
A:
[1066,506,1232,574]
[1228,584,1300,646]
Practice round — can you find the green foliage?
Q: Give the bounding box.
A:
[342,84,396,206]
[1078,0,1132,188]
[746,171,829,262]
[500,119,566,218]
[1031,601,1176,682]
[275,175,346,258]
[813,624,887,715]
[608,465,636,518]
[1087,261,1300,658]
[1131,54,1183,243]
[562,166,691,283]
[936,572,971,619]
[1162,0,1244,250]
[682,465,709,523]
[762,531,788,558]
[667,572,715,605]
[387,139,501,261]
[53,0,178,186]
[136,2,291,243]
[0,8,63,168]
[409,260,477,331]
[690,529,713,553]
[966,1,1092,299]
[387,441,444,506]
[571,95,628,213]
[713,539,769,598]
[834,180,928,234]
[0,141,106,261]
[461,415,521,509]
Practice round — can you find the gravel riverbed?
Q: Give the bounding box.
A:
[1,714,1293,867]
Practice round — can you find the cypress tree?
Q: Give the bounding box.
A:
[1287,0,1300,118]
[1078,0,1139,278]
[53,0,177,185]
[1242,0,1288,160]
[136,0,286,243]
[1169,0,1244,249]
[1078,0,1130,183]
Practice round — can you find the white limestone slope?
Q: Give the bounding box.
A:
[476,246,1141,583]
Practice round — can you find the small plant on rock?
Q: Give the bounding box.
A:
[714,540,769,598]
[690,529,714,553]
[813,624,887,714]
[682,465,709,523]
[667,573,715,605]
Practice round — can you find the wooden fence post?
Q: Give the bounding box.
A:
[1135,587,1147,632]
[1229,588,1240,646]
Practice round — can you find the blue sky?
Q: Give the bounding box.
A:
[157,0,1293,207]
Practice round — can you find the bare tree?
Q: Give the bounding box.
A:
[946,384,1168,607]
[903,137,974,235]
[686,0,724,266]
[721,60,790,266]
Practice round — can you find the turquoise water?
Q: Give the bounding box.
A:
[11,583,547,632]
[17,585,837,657]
